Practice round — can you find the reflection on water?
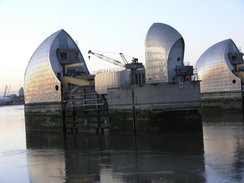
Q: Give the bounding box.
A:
[0,105,244,182]
[25,131,205,182]
[66,133,205,183]
[202,108,244,183]
[204,122,244,183]
[0,105,29,183]
[25,131,65,183]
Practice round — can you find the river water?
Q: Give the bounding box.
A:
[0,105,243,183]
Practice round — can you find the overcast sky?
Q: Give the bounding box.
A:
[0,0,244,95]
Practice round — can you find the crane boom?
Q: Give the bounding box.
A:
[119,53,128,64]
[88,50,125,67]
[7,85,11,96]
[3,85,8,97]
[88,50,144,70]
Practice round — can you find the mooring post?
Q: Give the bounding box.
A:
[132,86,137,134]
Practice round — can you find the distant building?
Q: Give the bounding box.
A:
[195,39,244,109]
[0,96,10,105]
[19,87,24,97]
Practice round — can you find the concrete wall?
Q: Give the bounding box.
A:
[108,81,202,133]
[25,102,63,131]
[108,81,201,109]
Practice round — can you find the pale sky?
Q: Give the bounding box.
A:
[0,0,244,96]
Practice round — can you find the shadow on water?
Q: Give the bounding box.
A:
[26,131,205,183]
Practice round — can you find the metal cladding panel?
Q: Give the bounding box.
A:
[195,39,241,93]
[145,23,183,83]
[24,30,89,104]
[95,70,131,94]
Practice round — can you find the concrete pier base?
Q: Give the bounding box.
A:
[201,91,243,110]
[108,81,202,133]
[24,81,202,133]
[24,102,63,131]
[109,108,202,133]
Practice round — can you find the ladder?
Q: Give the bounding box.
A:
[63,85,109,134]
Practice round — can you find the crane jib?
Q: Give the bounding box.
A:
[88,50,142,70]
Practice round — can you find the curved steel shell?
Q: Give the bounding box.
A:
[145,23,184,83]
[24,30,89,104]
[195,39,241,93]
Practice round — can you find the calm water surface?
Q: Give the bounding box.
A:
[0,105,244,183]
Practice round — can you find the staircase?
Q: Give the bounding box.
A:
[63,85,109,134]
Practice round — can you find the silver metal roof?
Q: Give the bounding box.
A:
[24,30,89,104]
[145,23,184,83]
[195,39,241,93]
